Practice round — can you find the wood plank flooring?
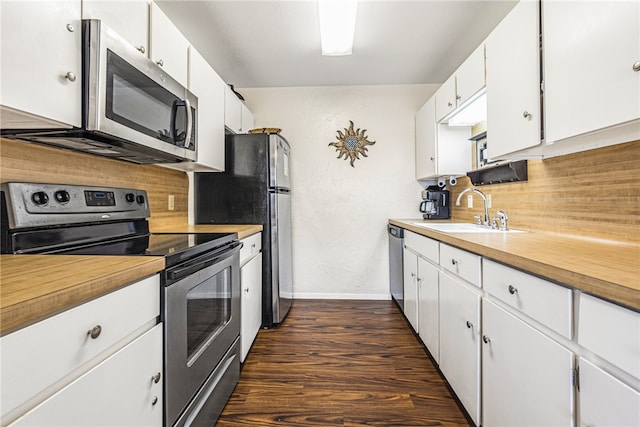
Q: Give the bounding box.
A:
[217,299,472,426]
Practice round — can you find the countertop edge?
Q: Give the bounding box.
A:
[390,219,640,311]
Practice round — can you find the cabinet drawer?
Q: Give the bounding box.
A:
[404,230,439,263]
[483,260,572,338]
[440,244,481,287]
[10,324,163,427]
[578,293,640,379]
[240,232,262,266]
[0,275,160,420]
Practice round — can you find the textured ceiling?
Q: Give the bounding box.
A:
[156,0,517,88]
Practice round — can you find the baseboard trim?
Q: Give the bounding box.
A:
[292,292,391,300]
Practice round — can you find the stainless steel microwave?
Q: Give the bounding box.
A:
[1,20,197,164]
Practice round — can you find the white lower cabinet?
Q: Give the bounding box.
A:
[482,299,574,427]
[402,248,419,332]
[417,257,439,362]
[438,271,481,425]
[240,233,262,362]
[10,324,163,427]
[578,357,640,427]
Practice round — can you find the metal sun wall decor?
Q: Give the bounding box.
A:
[328,120,376,167]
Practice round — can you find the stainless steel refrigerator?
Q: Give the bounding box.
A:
[195,133,292,327]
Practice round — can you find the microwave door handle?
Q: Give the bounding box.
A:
[170,100,182,145]
[183,98,192,148]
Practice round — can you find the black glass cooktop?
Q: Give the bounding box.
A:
[47,232,237,267]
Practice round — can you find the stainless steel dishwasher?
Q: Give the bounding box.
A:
[388,224,404,311]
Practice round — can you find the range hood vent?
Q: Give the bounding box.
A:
[466,160,528,186]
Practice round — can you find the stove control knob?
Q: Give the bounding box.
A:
[32,191,49,206]
[125,193,136,203]
[54,190,70,204]
[136,194,145,205]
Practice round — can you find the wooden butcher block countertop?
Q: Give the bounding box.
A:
[0,255,165,336]
[391,219,640,311]
[0,224,262,336]
[151,223,263,240]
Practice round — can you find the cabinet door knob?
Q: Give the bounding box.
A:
[451,259,458,266]
[508,285,518,295]
[151,396,158,406]
[410,272,416,278]
[152,372,161,384]
[523,111,532,120]
[482,335,491,344]
[66,24,74,32]
[156,59,164,67]
[245,288,250,293]
[137,46,146,54]
[447,102,453,107]
[87,325,102,339]
[633,61,640,72]
[466,321,473,329]
[456,95,461,100]
[65,72,77,82]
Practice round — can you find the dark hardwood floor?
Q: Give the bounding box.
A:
[217,299,472,426]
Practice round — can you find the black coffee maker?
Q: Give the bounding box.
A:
[420,185,450,219]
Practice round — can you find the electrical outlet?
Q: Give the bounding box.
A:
[168,194,175,211]
[467,195,473,208]
[487,194,492,209]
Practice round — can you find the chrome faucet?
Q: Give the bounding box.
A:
[455,188,489,227]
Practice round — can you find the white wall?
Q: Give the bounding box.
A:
[241,85,436,299]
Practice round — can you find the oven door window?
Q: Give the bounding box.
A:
[105,49,188,147]
[186,266,232,364]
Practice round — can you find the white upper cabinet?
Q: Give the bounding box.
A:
[175,46,226,172]
[485,0,541,160]
[0,0,82,129]
[149,1,189,88]
[224,86,243,134]
[415,96,471,180]
[455,44,485,108]
[436,44,486,123]
[82,0,149,56]
[241,103,255,133]
[435,74,457,122]
[542,0,640,147]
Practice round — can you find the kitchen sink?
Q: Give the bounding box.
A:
[411,222,527,233]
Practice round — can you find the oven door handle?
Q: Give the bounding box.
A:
[167,241,243,282]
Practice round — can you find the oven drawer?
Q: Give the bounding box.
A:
[240,232,262,266]
[0,275,160,420]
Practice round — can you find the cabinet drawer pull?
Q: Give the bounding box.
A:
[137,46,146,54]
[508,285,518,295]
[523,111,532,120]
[466,321,473,329]
[447,102,453,107]
[633,61,640,72]
[152,372,161,384]
[482,335,491,344]
[451,259,458,266]
[156,59,164,67]
[151,396,158,406]
[64,71,77,82]
[87,325,102,339]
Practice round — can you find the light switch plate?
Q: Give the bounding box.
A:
[467,195,473,208]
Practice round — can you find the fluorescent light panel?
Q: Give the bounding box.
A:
[318,0,358,56]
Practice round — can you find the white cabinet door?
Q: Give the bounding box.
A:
[543,1,640,145]
[415,97,437,179]
[439,271,481,425]
[456,44,485,105]
[402,248,419,332]
[482,300,573,427]
[82,0,149,55]
[149,1,189,88]
[241,253,262,362]
[485,0,541,159]
[417,257,439,363]
[578,357,640,427]
[241,103,255,133]
[0,0,81,129]
[186,46,226,171]
[224,86,243,134]
[11,324,163,427]
[435,74,457,122]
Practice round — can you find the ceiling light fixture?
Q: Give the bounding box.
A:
[318,0,358,56]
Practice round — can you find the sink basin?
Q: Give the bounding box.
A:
[411,222,527,233]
